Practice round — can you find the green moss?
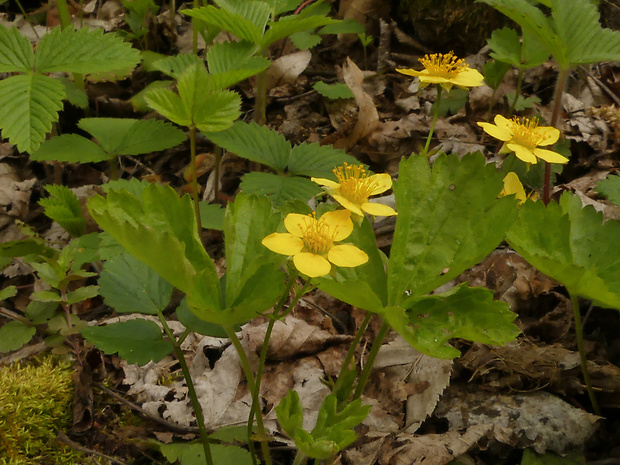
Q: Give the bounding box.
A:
[0,356,88,465]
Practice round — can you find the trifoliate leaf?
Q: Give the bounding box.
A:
[0,25,34,72]
[35,27,141,74]
[388,153,517,304]
[487,27,524,67]
[507,192,620,308]
[206,42,270,88]
[99,253,173,315]
[144,87,190,127]
[81,319,173,365]
[152,53,202,79]
[385,284,520,359]
[130,79,173,113]
[0,74,64,153]
[32,134,109,163]
[39,185,86,237]
[312,81,353,100]
[596,173,620,206]
[182,5,265,44]
[240,172,321,206]
[0,321,36,353]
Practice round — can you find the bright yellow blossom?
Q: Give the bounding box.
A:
[478,115,568,164]
[500,172,527,205]
[311,164,397,218]
[396,51,484,90]
[262,209,368,278]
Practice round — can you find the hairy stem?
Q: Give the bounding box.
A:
[352,320,390,400]
[570,293,601,416]
[158,311,214,465]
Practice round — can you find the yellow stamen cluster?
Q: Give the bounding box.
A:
[510,117,546,148]
[333,163,378,204]
[298,213,337,255]
[418,51,468,79]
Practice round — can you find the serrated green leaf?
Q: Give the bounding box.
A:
[0,321,36,353]
[288,142,357,177]
[0,74,65,153]
[206,42,270,88]
[81,319,173,365]
[290,31,322,50]
[0,25,34,72]
[35,27,140,74]
[160,442,252,465]
[176,298,228,337]
[182,5,265,44]
[144,87,190,127]
[32,134,109,163]
[131,79,173,113]
[262,15,337,48]
[312,81,353,100]
[31,290,63,302]
[385,284,520,359]
[388,153,518,304]
[0,285,17,301]
[101,178,150,197]
[25,300,58,324]
[315,218,387,313]
[39,184,86,237]
[206,121,291,171]
[507,192,620,308]
[487,27,524,67]
[241,172,321,206]
[596,173,620,206]
[276,390,304,437]
[78,118,186,156]
[505,92,541,111]
[66,285,99,305]
[214,0,271,28]
[152,53,202,79]
[482,59,511,90]
[551,0,620,64]
[99,253,173,315]
[59,76,89,109]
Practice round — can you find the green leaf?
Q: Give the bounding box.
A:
[388,153,517,304]
[287,143,357,177]
[241,172,321,206]
[206,121,291,171]
[25,300,58,324]
[152,53,202,79]
[81,319,173,365]
[199,202,226,230]
[144,87,190,127]
[0,238,57,259]
[181,5,266,44]
[385,284,520,359]
[78,118,186,156]
[551,0,620,65]
[34,27,141,74]
[505,92,541,111]
[32,134,110,163]
[66,285,99,305]
[176,298,229,337]
[0,285,17,301]
[521,449,583,465]
[482,59,511,90]
[131,79,173,113]
[276,390,304,438]
[0,74,65,153]
[312,81,353,100]
[316,218,387,313]
[31,290,63,302]
[507,192,620,308]
[160,442,252,465]
[0,25,34,72]
[214,0,272,28]
[290,31,323,49]
[261,15,337,48]
[318,18,365,35]
[0,321,36,353]
[39,185,86,237]
[206,42,270,89]
[596,173,620,206]
[88,184,223,317]
[99,253,173,315]
[487,27,524,67]
[436,87,469,117]
[59,76,89,109]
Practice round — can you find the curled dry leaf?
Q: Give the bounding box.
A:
[267,50,312,91]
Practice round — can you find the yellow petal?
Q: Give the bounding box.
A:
[262,233,304,255]
[536,127,560,146]
[493,114,514,132]
[507,143,538,164]
[361,202,398,217]
[418,75,451,84]
[501,172,527,204]
[311,177,340,190]
[320,209,353,241]
[284,213,312,237]
[328,244,369,268]
[396,68,423,77]
[478,121,512,141]
[332,194,364,217]
[533,148,569,164]
[293,252,331,277]
[451,68,484,87]
[368,173,392,195]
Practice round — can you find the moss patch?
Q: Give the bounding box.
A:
[0,356,88,464]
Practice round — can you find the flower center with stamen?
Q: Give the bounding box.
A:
[298,214,338,255]
[418,51,468,79]
[510,117,546,148]
[333,163,378,203]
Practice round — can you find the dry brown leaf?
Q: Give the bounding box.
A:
[267,50,312,90]
[0,163,36,228]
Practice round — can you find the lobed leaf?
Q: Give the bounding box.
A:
[0,74,65,153]
[35,27,140,75]
[0,321,36,353]
[240,172,321,206]
[144,87,191,127]
[214,0,271,29]
[312,81,354,100]
[182,5,265,44]
[32,134,110,163]
[152,53,202,79]
[81,319,173,365]
[287,142,357,177]
[596,173,620,206]
[388,153,517,304]
[0,25,34,72]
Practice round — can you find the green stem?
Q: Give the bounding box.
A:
[292,451,307,465]
[352,320,390,400]
[569,293,601,416]
[189,125,203,232]
[55,0,72,29]
[158,311,214,465]
[333,312,372,398]
[543,66,570,205]
[225,326,273,465]
[508,69,524,117]
[423,86,442,155]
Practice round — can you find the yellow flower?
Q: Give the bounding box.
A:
[396,51,484,90]
[311,164,398,218]
[500,172,527,205]
[262,210,368,278]
[478,115,568,164]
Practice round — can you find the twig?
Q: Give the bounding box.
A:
[57,432,129,465]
